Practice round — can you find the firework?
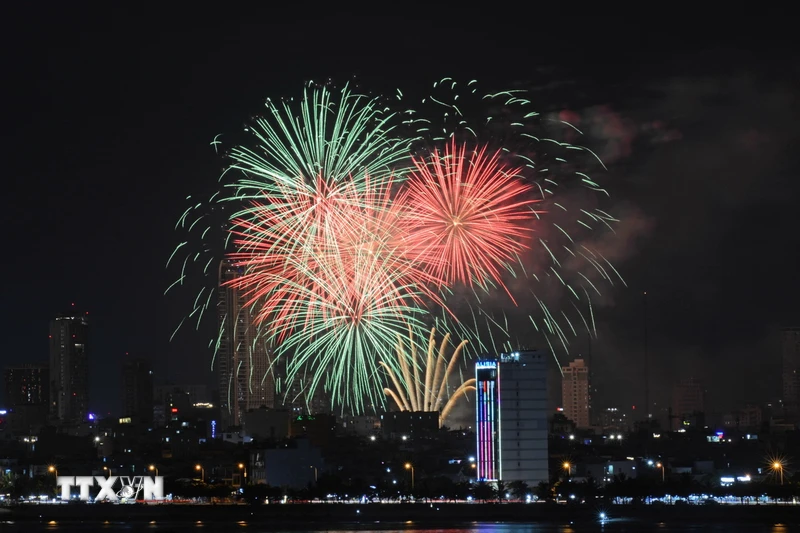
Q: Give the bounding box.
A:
[226,172,442,413]
[399,139,539,292]
[381,327,476,427]
[170,79,625,417]
[214,83,447,414]
[395,79,625,365]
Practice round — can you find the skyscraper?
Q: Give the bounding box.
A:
[49,311,89,425]
[121,358,154,424]
[561,358,590,429]
[476,350,548,486]
[217,260,275,428]
[782,327,800,419]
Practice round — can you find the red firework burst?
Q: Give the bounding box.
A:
[224,173,445,340]
[399,140,539,290]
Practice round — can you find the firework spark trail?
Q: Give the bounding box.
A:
[381,327,476,427]
[264,223,434,414]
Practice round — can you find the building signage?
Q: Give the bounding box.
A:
[56,476,164,501]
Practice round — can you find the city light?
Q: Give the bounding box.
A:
[476,360,499,481]
[772,460,784,485]
[405,463,415,491]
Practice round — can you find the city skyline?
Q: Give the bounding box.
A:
[1,9,799,416]
[0,308,796,424]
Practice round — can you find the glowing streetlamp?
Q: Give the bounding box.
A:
[148,465,158,476]
[238,463,247,483]
[656,462,665,483]
[405,463,415,491]
[48,465,57,477]
[102,466,112,476]
[563,462,571,478]
[195,464,205,482]
[773,461,784,485]
[309,465,318,482]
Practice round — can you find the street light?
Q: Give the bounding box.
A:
[773,461,784,485]
[309,465,318,482]
[563,462,571,478]
[102,466,112,476]
[48,465,57,477]
[238,463,247,483]
[405,463,415,491]
[656,462,665,483]
[148,465,158,476]
[195,464,204,483]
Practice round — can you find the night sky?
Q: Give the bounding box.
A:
[2,8,798,419]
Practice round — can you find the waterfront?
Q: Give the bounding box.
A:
[0,521,799,532]
[4,503,800,530]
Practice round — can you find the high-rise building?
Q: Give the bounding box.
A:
[217,260,275,428]
[671,377,705,430]
[5,364,49,406]
[121,358,154,424]
[561,358,590,429]
[49,311,89,425]
[781,327,800,419]
[4,364,49,432]
[476,350,548,486]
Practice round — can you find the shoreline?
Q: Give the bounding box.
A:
[3,503,800,526]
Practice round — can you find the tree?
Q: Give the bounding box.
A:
[509,480,529,501]
[453,481,470,501]
[535,480,554,502]
[495,480,507,502]
[0,471,14,494]
[473,481,494,502]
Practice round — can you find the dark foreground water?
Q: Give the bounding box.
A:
[2,523,800,533]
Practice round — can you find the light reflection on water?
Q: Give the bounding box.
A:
[3,522,799,533]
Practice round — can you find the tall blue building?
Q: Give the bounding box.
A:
[476,351,548,486]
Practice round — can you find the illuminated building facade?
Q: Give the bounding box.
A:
[476,351,548,486]
[476,360,500,480]
[561,358,590,428]
[49,311,89,425]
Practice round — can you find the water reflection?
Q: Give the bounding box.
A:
[3,523,800,533]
